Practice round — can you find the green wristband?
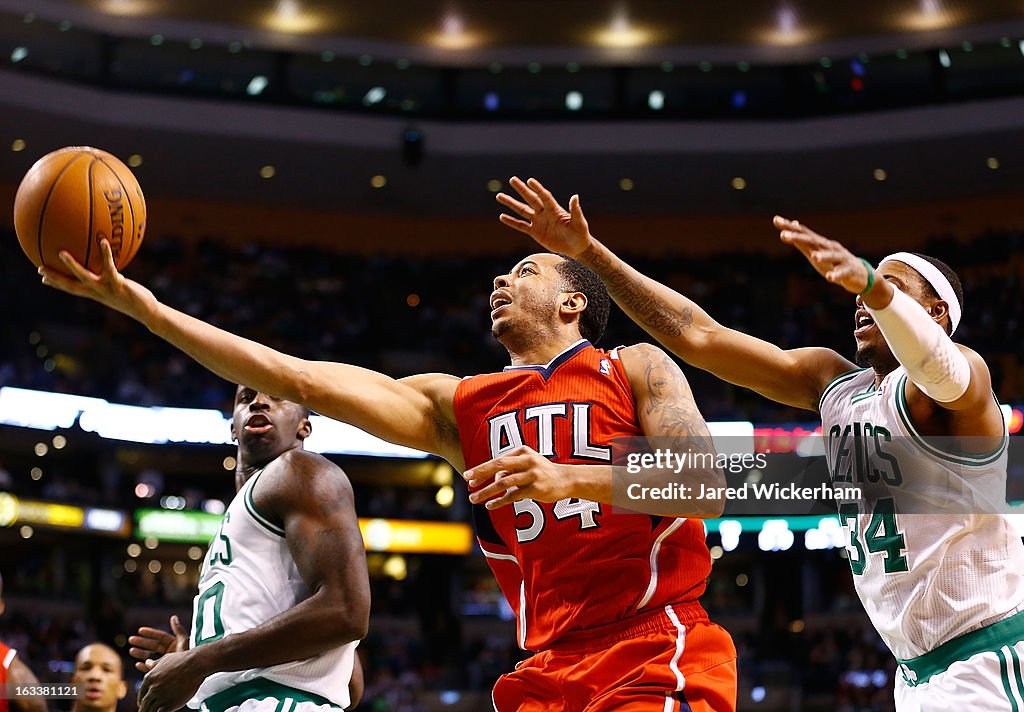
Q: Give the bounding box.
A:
[858,258,875,295]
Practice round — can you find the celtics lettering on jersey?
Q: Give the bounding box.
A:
[488,403,608,544]
[828,420,903,486]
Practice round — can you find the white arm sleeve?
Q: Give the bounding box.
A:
[866,287,971,403]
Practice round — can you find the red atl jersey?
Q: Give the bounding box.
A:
[0,640,15,712]
[454,340,711,651]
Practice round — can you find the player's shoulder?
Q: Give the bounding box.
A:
[260,448,353,502]
[255,449,355,522]
[616,342,682,372]
[272,447,348,483]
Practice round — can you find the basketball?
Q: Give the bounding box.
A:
[13,146,146,274]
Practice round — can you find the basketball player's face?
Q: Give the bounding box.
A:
[231,386,311,464]
[854,262,932,369]
[72,644,127,711]
[490,253,564,340]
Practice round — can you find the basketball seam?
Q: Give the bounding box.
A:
[94,154,138,265]
[84,157,97,269]
[36,152,88,268]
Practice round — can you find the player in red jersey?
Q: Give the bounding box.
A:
[0,574,47,712]
[41,240,737,710]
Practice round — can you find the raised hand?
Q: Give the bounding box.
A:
[128,615,190,673]
[38,238,157,321]
[496,177,592,257]
[775,215,874,295]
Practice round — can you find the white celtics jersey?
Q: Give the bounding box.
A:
[187,467,357,710]
[819,367,1024,660]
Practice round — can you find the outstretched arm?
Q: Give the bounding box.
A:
[464,343,726,518]
[39,242,462,463]
[777,216,1004,442]
[496,177,855,411]
[137,450,370,712]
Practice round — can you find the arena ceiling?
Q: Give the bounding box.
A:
[3,1,1024,220]
[8,0,1024,63]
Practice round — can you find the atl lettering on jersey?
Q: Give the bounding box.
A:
[454,340,710,651]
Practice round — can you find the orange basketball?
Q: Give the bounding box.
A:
[13,146,146,274]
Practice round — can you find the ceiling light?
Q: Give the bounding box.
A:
[760,4,815,46]
[263,0,323,33]
[128,153,143,167]
[938,50,951,68]
[371,175,387,188]
[987,157,1000,170]
[732,177,747,191]
[648,90,665,110]
[189,38,203,49]
[619,178,634,191]
[903,0,954,30]
[149,34,164,46]
[246,75,269,96]
[483,91,499,111]
[873,168,887,181]
[11,139,26,152]
[101,0,161,17]
[487,179,502,192]
[429,11,482,49]
[565,91,583,111]
[11,47,28,63]
[259,165,276,179]
[363,86,386,105]
[593,5,653,48]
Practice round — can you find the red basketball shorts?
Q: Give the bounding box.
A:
[491,601,737,712]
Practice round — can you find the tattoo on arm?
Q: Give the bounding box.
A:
[580,243,694,337]
[643,348,714,451]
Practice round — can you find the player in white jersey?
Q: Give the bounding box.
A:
[127,386,370,712]
[496,176,1024,711]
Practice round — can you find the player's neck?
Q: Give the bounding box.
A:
[506,334,585,367]
[871,357,900,388]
